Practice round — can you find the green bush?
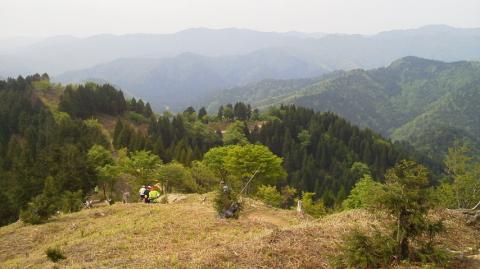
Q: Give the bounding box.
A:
[20,195,56,225]
[214,185,242,219]
[280,186,297,208]
[335,161,451,268]
[332,229,395,269]
[190,161,220,193]
[414,244,451,267]
[256,185,282,207]
[45,247,66,263]
[125,111,149,124]
[158,162,198,193]
[301,192,327,218]
[342,174,384,209]
[59,190,83,213]
[413,220,451,266]
[0,191,17,226]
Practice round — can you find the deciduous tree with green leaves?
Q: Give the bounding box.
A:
[223,121,249,145]
[443,144,480,209]
[203,144,286,193]
[87,145,117,200]
[121,150,163,186]
[158,162,197,193]
[342,174,384,209]
[224,144,286,192]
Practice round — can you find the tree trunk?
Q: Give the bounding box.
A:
[397,209,409,259]
[400,238,409,260]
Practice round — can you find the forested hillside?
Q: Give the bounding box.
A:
[0,75,434,226]
[0,75,109,226]
[210,57,480,159]
[250,106,432,206]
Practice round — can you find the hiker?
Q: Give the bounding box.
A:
[220,180,229,193]
[139,186,147,202]
[148,186,161,203]
[144,186,152,203]
[83,200,93,209]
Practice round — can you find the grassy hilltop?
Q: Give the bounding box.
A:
[1,194,479,268]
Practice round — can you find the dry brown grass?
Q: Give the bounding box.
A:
[0,194,478,268]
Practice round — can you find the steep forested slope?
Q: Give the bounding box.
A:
[250,105,439,206]
[211,57,480,158]
[0,76,162,226]
[0,75,109,226]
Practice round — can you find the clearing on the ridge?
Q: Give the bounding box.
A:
[0,194,478,268]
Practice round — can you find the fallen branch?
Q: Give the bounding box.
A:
[472,201,480,211]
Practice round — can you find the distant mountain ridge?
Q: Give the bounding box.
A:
[209,56,480,158]
[54,49,327,110]
[0,26,477,75]
[2,25,480,113]
[46,25,480,111]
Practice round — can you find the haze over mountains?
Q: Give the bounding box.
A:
[1,25,480,111]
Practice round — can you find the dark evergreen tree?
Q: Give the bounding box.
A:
[217,105,224,120]
[198,107,207,120]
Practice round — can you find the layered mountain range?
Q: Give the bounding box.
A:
[209,57,480,158]
[1,25,479,111]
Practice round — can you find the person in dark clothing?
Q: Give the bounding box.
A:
[144,186,151,203]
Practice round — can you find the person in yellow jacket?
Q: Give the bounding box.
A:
[148,187,161,203]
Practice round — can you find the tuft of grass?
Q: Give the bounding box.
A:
[45,247,66,263]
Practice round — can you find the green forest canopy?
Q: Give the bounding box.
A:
[0,75,443,226]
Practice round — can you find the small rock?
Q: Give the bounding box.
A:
[93,212,106,218]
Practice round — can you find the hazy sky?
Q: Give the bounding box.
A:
[1,0,479,38]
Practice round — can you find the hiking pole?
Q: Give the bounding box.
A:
[239,167,262,196]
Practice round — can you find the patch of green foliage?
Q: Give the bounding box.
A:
[256,185,283,208]
[125,111,149,124]
[301,192,327,218]
[214,185,242,219]
[336,160,450,268]
[431,143,480,209]
[342,174,384,209]
[203,144,286,193]
[20,195,56,225]
[332,229,396,269]
[59,190,83,213]
[45,247,66,263]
